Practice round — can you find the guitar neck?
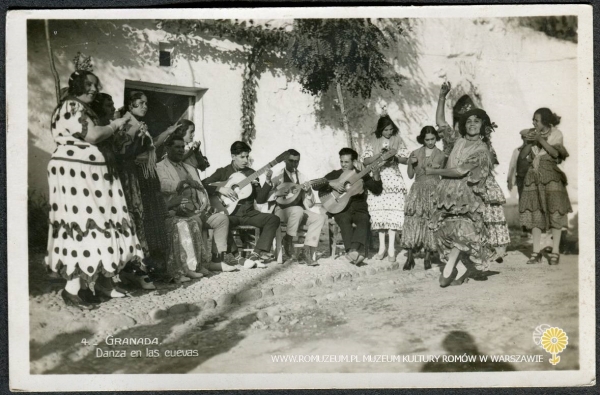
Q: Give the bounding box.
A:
[237,158,278,189]
[306,178,328,188]
[348,153,386,183]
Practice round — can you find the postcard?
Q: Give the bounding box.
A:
[7,4,595,390]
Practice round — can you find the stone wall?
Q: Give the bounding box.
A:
[27,18,578,228]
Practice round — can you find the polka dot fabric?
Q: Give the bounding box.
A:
[44,99,143,283]
[361,139,409,231]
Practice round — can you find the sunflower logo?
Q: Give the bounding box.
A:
[540,327,568,365]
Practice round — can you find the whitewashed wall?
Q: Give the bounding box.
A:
[28,18,578,228]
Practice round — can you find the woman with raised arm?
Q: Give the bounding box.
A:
[401,126,445,270]
[361,115,413,262]
[519,108,572,265]
[45,71,144,308]
[428,82,494,287]
[437,83,510,268]
[114,91,183,288]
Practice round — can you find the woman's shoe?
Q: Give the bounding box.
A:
[185,270,204,279]
[451,267,469,286]
[526,251,542,265]
[78,288,107,304]
[120,271,156,290]
[387,251,396,262]
[424,251,432,270]
[403,250,415,271]
[174,275,191,283]
[548,252,560,265]
[61,289,95,310]
[439,268,458,288]
[373,252,386,260]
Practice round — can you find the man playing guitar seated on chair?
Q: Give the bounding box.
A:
[313,148,382,265]
[202,141,280,267]
[265,149,328,266]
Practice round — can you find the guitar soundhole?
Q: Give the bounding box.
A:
[231,184,239,190]
[343,182,351,190]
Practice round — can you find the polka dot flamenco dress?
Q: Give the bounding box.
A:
[44,99,144,289]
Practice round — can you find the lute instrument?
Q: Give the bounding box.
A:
[274,178,329,206]
[209,151,290,214]
[319,149,397,214]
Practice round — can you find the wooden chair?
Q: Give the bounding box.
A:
[275,224,309,263]
[230,225,261,257]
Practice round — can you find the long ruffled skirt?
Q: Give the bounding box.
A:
[44,154,144,290]
[401,179,438,251]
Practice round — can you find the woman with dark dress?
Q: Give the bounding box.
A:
[519,108,572,265]
[114,91,180,287]
[401,126,445,270]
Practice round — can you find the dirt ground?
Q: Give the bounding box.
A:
[28,230,579,374]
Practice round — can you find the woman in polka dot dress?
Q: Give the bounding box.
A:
[361,115,414,262]
[45,71,144,309]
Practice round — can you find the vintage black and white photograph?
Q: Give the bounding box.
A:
[7,4,594,390]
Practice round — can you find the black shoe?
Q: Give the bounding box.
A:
[304,246,318,266]
[527,251,542,265]
[403,249,415,271]
[78,288,108,304]
[424,251,432,270]
[61,289,95,309]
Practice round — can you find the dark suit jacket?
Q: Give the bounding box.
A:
[313,168,383,214]
[202,163,271,217]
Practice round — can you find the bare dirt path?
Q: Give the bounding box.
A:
[29,238,579,374]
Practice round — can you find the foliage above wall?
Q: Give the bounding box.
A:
[159,18,406,147]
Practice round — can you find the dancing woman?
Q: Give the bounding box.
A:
[361,115,412,262]
[519,108,572,265]
[428,83,494,287]
[401,126,445,270]
[437,83,510,267]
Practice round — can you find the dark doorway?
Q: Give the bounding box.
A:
[123,86,194,138]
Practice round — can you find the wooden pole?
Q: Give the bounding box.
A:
[44,20,61,105]
[336,81,353,149]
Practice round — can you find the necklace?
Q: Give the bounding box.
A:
[465,134,479,141]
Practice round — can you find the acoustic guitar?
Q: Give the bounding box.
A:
[319,149,397,214]
[274,178,329,206]
[209,151,290,214]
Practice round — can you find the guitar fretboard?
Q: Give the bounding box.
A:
[237,158,279,189]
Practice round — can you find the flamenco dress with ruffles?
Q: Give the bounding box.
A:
[519,127,572,231]
[401,146,445,251]
[430,126,492,264]
[44,99,144,290]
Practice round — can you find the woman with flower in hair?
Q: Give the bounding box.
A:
[114,91,183,287]
[519,108,571,265]
[45,71,143,308]
[361,115,413,262]
[437,83,511,268]
[428,82,494,287]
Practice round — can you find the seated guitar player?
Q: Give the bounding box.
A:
[265,149,328,266]
[202,141,280,268]
[313,148,382,265]
[156,137,238,273]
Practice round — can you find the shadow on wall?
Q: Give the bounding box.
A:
[311,19,482,154]
[29,128,53,253]
[421,330,516,372]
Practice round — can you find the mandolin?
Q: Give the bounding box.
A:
[319,149,397,214]
[274,178,329,206]
[209,151,290,215]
